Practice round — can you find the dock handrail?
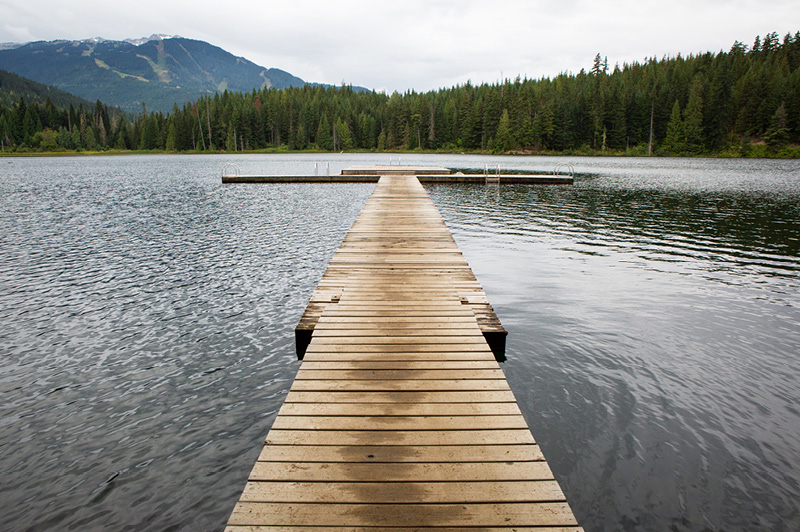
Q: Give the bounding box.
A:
[484,164,500,184]
[553,163,575,178]
[222,163,241,178]
[314,162,331,176]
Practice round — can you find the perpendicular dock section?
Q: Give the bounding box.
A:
[226,171,581,531]
[222,164,574,185]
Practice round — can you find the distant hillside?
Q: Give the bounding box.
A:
[0,69,93,108]
[0,36,309,113]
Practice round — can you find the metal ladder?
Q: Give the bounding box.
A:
[484,164,500,184]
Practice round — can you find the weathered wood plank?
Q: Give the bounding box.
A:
[228,502,578,527]
[315,321,482,329]
[227,527,584,532]
[238,480,565,503]
[256,443,544,463]
[270,414,529,430]
[283,390,518,403]
[248,461,555,482]
[264,428,536,446]
[303,343,495,353]
[300,352,498,362]
[225,525,584,532]
[319,310,477,317]
[294,368,506,380]
[311,328,484,337]
[297,360,500,370]
[308,336,488,344]
[276,402,519,417]
[288,379,511,392]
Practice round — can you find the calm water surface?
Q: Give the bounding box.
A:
[1,154,798,531]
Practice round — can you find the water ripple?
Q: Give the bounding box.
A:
[428,170,800,532]
[0,155,373,531]
[2,154,799,532]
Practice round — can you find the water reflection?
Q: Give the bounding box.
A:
[1,154,798,532]
[0,157,374,531]
[433,183,800,290]
[427,173,800,532]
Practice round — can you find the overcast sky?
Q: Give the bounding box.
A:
[2,1,797,93]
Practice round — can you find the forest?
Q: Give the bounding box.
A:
[1,31,799,157]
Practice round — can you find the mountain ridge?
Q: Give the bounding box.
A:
[0,68,94,108]
[0,35,352,113]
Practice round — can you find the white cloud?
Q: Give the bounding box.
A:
[0,0,797,91]
[2,24,34,42]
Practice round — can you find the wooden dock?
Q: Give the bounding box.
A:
[295,167,507,361]
[225,170,581,531]
[222,164,573,185]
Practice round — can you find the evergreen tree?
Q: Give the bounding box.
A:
[165,122,177,151]
[335,117,353,150]
[0,114,12,149]
[377,129,387,151]
[114,129,127,150]
[662,100,686,154]
[292,123,307,150]
[71,128,81,150]
[495,109,514,151]
[139,116,160,150]
[57,126,74,150]
[765,102,790,147]
[316,114,333,150]
[226,121,237,151]
[84,125,97,150]
[684,78,705,153]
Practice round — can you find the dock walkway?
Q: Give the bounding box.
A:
[226,171,581,530]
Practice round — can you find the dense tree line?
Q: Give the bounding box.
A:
[2,31,799,156]
[0,69,93,108]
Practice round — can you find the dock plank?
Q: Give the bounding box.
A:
[248,461,555,482]
[228,502,578,527]
[256,444,545,463]
[270,414,530,430]
[238,480,565,503]
[264,428,536,446]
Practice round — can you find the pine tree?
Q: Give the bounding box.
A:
[292,123,307,150]
[764,102,790,147]
[139,116,160,150]
[84,125,97,150]
[335,117,353,150]
[377,129,387,151]
[316,114,333,150]
[114,131,127,150]
[165,122,177,152]
[226,121,237,151]
[495,109,513,152]
[684,78,705,153]
[662,100,686,154]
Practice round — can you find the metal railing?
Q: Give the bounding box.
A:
[314,162,331,176]
[553,163,575,178]
[484,164,500,184]
[222,163,241,178]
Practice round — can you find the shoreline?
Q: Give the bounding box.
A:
[2,147,799,159]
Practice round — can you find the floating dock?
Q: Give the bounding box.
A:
[225,167,581,531]
[222,164,574,185]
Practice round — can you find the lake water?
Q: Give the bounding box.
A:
[1,153,798,531]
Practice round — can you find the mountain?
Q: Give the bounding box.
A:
[0,68,94,108]
[0,35,309,113]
